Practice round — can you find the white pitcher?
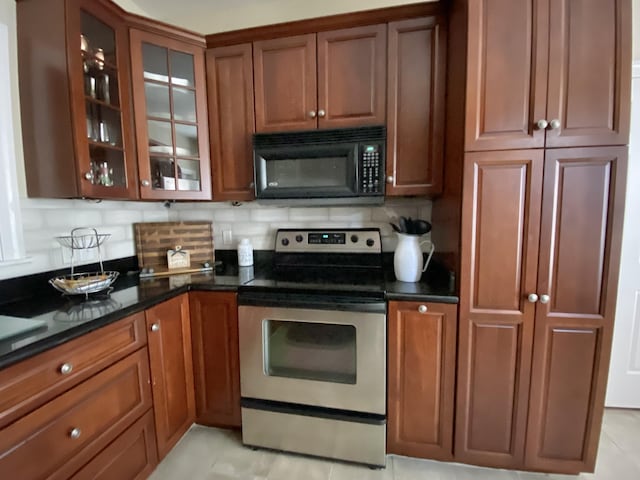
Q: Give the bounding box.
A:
[393,233,435,282]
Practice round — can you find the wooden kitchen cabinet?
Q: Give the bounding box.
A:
[253,24,386,132]
[70,410,158,480]
[207,43,256,201]
[386,16,446,196]
[456,146,627,473]
[525,146,627,473]
[387,301,457,461]
[465,0,631,152]
[130,29,212,200]
[17,0,139,199]
[0,348,152,480]
[455,149,544,469]
[145,294,196,459]
[189,291,241,428]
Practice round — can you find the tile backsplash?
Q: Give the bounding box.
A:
[0,197,431,280]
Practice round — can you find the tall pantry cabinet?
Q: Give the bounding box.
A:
[454,0,630,474]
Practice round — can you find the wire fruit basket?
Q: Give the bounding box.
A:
[49,227,118,297]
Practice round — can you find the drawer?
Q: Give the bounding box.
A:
[70,410,158,480]
[0,312,147,428]
[0,348,152,480]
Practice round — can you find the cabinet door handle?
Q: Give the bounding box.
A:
[59,363,73,375]
[309,110,317,118]
[418,305,428,314]
[527,293,539,303]
[141,179,151,187]
[549,119,561,130]
[539,294,550,304]
[84,172,94,181]
[317,109,326,118]
[69,428,82,439]
[150,323,160,332]
[536,119,549,130]
[386,175,394,184]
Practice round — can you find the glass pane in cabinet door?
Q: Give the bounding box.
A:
[172,87,197,122]
[147,119,173,153]
[89,147,126,188]
[175,124,199,156]
[142,43,169,82]
[170,51,195,87]
[145,83,171,119]
[81,11,116,65]
[177,159,201,191]
[151,157,176,190]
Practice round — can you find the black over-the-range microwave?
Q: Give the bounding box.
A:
[252,126,385,205]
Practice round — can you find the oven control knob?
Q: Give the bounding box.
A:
[351,235,359,243]
[281,238,289,246]
[366,238,375,247]
[295,235,303,243]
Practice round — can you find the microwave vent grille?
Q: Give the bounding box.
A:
[253,126,385,148]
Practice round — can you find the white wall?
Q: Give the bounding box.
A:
[127,0,436,35]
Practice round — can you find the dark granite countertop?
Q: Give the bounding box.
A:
[0,250,457,370]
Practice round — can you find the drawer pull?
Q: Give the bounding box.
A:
[150,323,160,332]
[418,305,428,313]
[69,428,82,439]
[59,363,73,375]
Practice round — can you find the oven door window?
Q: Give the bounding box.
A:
[263,320,356,384]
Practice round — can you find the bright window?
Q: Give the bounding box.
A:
[0,22,25,263]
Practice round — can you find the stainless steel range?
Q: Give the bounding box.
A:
[237,228,386,467]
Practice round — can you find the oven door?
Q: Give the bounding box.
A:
[238,298,386,415]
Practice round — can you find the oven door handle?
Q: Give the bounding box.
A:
[238,291,386,313]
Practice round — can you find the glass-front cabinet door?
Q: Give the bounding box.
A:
[130,30,211,200]
[67,0,138,198]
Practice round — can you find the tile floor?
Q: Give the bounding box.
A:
[149,409,640,480]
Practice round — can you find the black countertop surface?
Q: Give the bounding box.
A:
[0,250,457,370]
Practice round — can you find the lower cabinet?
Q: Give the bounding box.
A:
[0,348,152,480]
[146,294,196,459]
[70,410,158,480]
[387,301,457,460]
[189,291,241,427]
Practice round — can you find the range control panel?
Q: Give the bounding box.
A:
[275,229,382,254]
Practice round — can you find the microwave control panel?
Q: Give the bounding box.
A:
[359,144,382,194]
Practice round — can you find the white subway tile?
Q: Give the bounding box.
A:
[249,208,288,222]
[142,209,171,222]
[103,240,136,259]
[45,210,103,229]
[328,207,372,222]
[20,209,44,231]
[101,209,143,225]
[176,209,216,222]
[289,208,329,221]
[213,209,251,222]
[232,222,273,237]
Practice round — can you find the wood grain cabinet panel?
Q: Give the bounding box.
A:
[387,301,457,460]
[70,410,158,480]
[190,291,241,428]
[465,0,630,152]
[386,16,446,196]
[0,312,146,429]
[464,0,549,151]
[207,43,256,201]
[456,150,543,468]
[0,348,152,480]
[253,34,317,132]
[545,0,631,148]
[317,24,386,129]
[146,294,196,459]
[525,146,627,473]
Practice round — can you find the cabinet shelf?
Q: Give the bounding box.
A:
[85,96,121,112]
[88,140,124,152]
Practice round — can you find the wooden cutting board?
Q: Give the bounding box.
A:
[134,221,214,276]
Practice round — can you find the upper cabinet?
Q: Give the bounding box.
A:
[465,0,631,152]
[386,16,446,196]
[17,0,139,199]
[253,25,387,132]
[207,44,256,201]
[129,29,212,200]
